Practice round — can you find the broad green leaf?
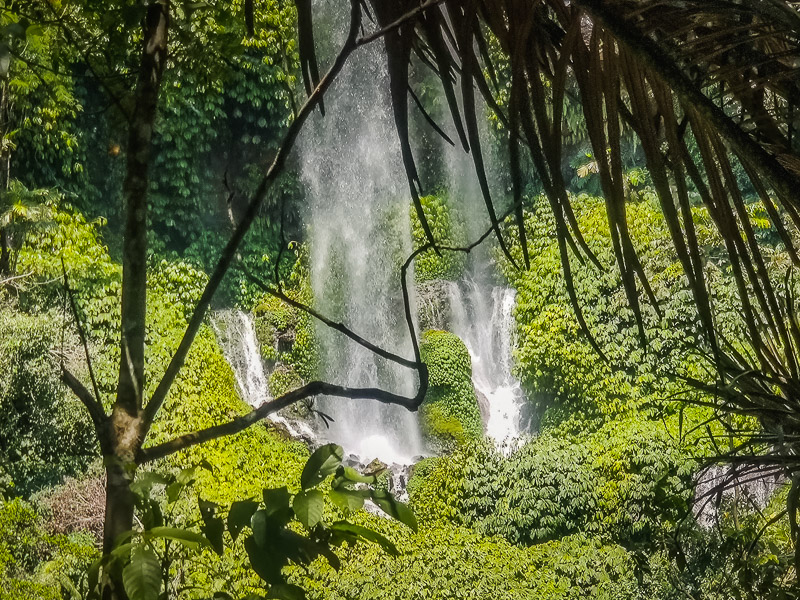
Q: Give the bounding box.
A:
[130,472,170,500]
[147,527,210,550]
[301,443,343,490]
[250,510,273,549]
[267,584,307,600]
[245,535,285,585]
[227,499,259,542]
[370,490,418,532]
[342,466,379,484]
[198,497,219,524]
[292,490,324,530]
[202,517,225,555]
[328,488,365,513]
[122,544,161,600]
[263,487,293,525]
[329,521,398,555]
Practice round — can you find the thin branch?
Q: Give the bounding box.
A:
[0,270,32,286]
[142,199,518,465]
[355,0,446,46]
[60,367,107,435]
[241,268,419,370]
[61,258,103,407]
[138,379,426,463]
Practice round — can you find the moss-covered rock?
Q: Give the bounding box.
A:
[420,330,483,448]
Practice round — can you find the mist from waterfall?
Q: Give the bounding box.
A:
[297,0,425,464]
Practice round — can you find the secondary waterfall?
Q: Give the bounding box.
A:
[212,310,268,407]
[447,282,524,444]
[212,310,315,440]
[420,279,526,446]
[297,0,425,464]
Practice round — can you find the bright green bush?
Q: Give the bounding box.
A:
[499,193,728,427]
[0,497,97,599]
[419,330,483,446]
[298,517,640,600]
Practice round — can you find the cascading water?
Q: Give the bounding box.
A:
[298,0,425,464]
[212,309,315,440]
[446,282,525,444]
[212,310,269,408]
[421,279,526,447]
[215,0,525,462]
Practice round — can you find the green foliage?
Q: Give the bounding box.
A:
[299,520,640,600]
[0,307,95,497]
[410,194,468,281]
[419,330,483,447]
[252,247,320,388]
[0,497,97,599]
[407,416,693,550]
[500,193,729,430]
[101,444,416,600]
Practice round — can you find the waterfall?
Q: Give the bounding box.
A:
[298,0,425,464]
[212,310,269,407]
[437,280,526,446]
[212,309,315,440]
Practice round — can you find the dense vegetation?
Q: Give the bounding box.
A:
[2,1,799,599]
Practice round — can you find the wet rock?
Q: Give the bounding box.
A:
[475,387,491,429]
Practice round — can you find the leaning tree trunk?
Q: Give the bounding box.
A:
[102,2,169,598]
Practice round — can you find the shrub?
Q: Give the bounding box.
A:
[411,194,468,282]
[420,330,483,447]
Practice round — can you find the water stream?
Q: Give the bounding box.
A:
[214,0,525,463]
[297,0,425,464]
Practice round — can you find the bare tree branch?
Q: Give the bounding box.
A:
[60,367,107,436]
[241,268,419,369]
[61,258,103,405]
[138,379,427,463]
[141,203,522,466]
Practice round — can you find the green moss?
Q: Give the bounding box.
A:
[420,330,483,447]
[268,364,303,398]
[411,194,468,282]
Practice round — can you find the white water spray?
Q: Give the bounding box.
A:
[212,310,269,408]
[426,280,526,447]
[297,0,425,464]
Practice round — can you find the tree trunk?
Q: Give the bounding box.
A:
[0,76,10,277]
[0,229,9,276]
[102,3,169,598]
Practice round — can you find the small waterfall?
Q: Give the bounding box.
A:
[212,310,269,407]
[424,280,526,446]
[693,465,784,527]
[212,310,315,440]
[298,0,425,464]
